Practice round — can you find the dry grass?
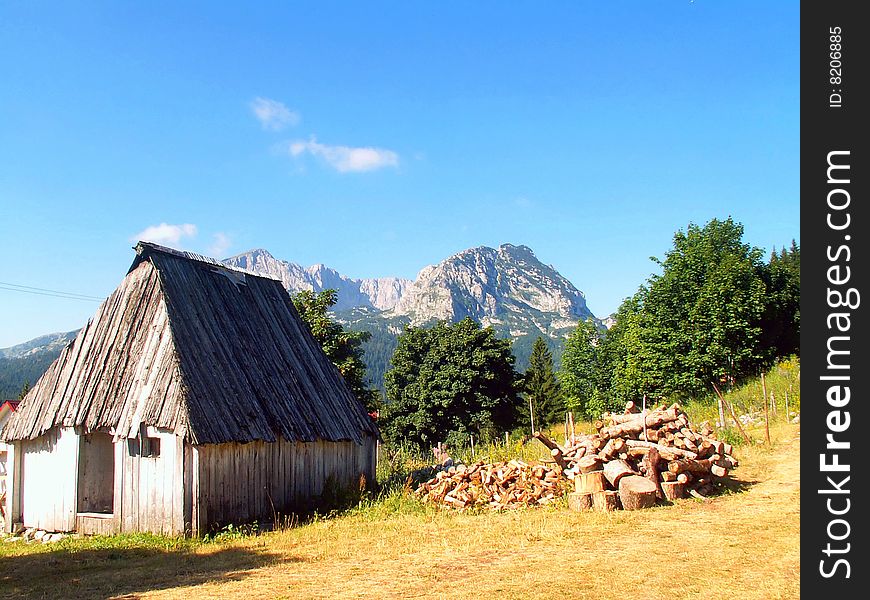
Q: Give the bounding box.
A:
[1,422,800,600]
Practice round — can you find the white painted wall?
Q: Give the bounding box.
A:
[20,427,79,531]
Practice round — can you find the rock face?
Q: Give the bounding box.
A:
[388,244,594,336]
[222,249,410,312]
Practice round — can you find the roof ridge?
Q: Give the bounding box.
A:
[133,241,280,281]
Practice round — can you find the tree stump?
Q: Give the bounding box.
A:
[660,481,685,501]
[603,459,634,487]
[575,471,607,494]
[593,490,620,512]
[568,492,593,511]
[618,475,657,510]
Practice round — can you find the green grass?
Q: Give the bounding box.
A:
[0,422,801,600]
[683,356,800,446]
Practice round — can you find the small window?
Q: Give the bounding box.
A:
[142,436,161,458]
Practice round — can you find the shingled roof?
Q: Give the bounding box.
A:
[1,242,379,445]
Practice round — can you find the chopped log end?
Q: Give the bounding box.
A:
[577,455,603,474]
[710,464,729,478]
[618,475,657,510]
[603,459,635,487]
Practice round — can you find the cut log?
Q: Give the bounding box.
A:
[603,459,635,487]
[624,401,640,414]
[643,446,665,500]
[568,492,593,511]
[701,437,725,455]
[710,464,728,478]
[667,458,713,475]
[676,473,691,485]
[660,481,685,501]
[533,431,561,452]
[577,455,603,474]
[592,490,621,512]
[575,471,607,494]
[618,475,657,510]
[660,471,677,482]
[624,440,698,460]
[605,408,680,428]
[551,448,568,471]
[600,437,627,460]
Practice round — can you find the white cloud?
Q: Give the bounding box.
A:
[286,137,399,173]
[250,97,299,131]
[131,223,198,247]
[208,232,232,257]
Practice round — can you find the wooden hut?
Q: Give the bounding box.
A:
[1,242,379,536]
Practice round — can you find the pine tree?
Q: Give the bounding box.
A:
[524,337,562,429]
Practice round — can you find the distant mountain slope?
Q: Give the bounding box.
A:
[0,330,78,398]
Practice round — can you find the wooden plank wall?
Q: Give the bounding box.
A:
[20,427,78,531]
[76,432,114,513]
[193,437,376,534]
[119,431,184,535]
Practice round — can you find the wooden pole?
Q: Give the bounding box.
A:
[712,382,752,445]
[569,411,576,444]
[761,372,771,444]
[642,394,649,442]
[529,396,535,437]
[564,412,569,445]
[717,385,727,428]
[785,390,789,420]
[470,434,475,457]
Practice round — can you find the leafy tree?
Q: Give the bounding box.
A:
[611,218,769,399]
[559,319,606,419]
[523,337,562,428]
[596,295,659,408]
[381,318,522,449]
[759,240,800,359]
[292,289,380,412]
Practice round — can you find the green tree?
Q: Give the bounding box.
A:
[559,319,605,419]
[17,380,31,400]
[523,337,562,429]
[381,318,521,449]
[597,295,660,407]
[759,240,800,359]
[292,289,380,412]
[615,218,769,398]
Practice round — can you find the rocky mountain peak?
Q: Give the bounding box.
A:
[389,244,593,334]
[222,250,409,311]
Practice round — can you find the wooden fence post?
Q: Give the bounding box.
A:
[761,372,771,444]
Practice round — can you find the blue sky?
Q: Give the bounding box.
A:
[0,1,799,348]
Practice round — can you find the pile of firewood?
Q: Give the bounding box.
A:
[415,402,738,512]
[414,459,569,510]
